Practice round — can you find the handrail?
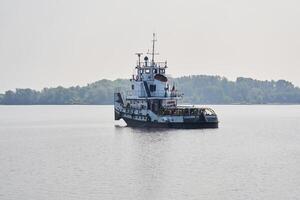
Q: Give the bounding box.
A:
[158,107,216,116]
[136,62,167,68]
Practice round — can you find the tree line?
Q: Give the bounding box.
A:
[0,75,300,105]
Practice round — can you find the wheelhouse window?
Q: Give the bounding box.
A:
[139,69,144,74]
[153,69,157,74]
[145,69,150,74]
[159,69,165,74]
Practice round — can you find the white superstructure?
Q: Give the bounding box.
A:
[114,34,218,129]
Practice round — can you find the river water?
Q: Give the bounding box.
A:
[0,105,299,200]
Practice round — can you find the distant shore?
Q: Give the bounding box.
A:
[1,75,300,105]
[1,104,300,106]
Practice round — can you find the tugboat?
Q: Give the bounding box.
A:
[114,34,218,129]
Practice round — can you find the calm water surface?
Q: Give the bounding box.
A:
[0,105,299,200]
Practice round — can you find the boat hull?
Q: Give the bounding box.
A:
[122,117,218,129]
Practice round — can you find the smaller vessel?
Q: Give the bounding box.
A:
[114,34,218,129]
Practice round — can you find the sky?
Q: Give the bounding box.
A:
[0,0,299,92]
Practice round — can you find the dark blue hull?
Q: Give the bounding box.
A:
[123,117,218,129]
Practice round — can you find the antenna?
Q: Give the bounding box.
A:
[135,53,143,68]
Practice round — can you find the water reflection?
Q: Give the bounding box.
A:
[114,126,173,199]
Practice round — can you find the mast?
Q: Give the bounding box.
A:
[151,33,156,65]
[147,33,159,66]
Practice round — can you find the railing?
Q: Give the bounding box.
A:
[170,91,183,98]
[116,86,182,99]
[126,90,182,98]
[118,105,216,118]
[158,107,216,116]
[136,62,168,68]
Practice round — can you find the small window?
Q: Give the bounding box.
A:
[131,85,134,90]
[153,69,157,74]
[140,69,144,74]
[145,69,150,74]
[159,69,165,74]
[150,84,156,92]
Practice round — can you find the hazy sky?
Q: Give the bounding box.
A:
[0,0,299,92]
